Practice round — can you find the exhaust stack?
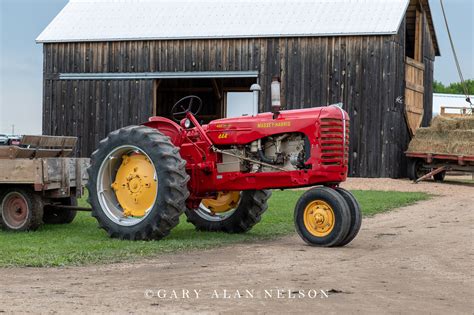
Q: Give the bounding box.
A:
[250,83,261,116]
[271,77,281,118]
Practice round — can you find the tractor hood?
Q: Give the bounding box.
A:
[206,106,347,145]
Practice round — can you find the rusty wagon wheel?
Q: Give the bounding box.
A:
[0,187,44,231]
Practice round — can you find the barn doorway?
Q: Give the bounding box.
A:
[405,2,424,62]
[154,77,257,124]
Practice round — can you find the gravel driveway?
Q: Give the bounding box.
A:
[0,177,472,314]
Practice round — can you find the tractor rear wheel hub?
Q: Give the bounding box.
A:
[112,154,158,217]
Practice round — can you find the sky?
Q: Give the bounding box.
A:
[0,0,473,135]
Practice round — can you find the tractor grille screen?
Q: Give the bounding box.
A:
[320,118,350,166]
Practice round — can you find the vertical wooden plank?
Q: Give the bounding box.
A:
[353,36,364,176]
[106,81,113,135]
[177,40,184,71]
[92,42,98,73]
[259,38,268,112]
[42,45,51,136]
[234,38,241,71]
[192,40,198,71]
[76,80,84,156]
[241,38,249,70]
[88,79,96,155]
[279,38,287,108]
[149,41,155,72]
[414,8,423,62]
[107,42,113,72]
[286,38,294,109]
[312,37,321,107]
[71,80,79,155]
[157,40,163,72]
[203,40,209,71]
[82,80,90,156]
[122,80,129,126]
[210,39,217,71]
[295,37,301,108]
[168,40,174,71]
[319,37,328,106]
[184,40,192,71]
[129,41,135,72]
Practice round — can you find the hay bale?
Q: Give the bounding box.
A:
[458,117,474,130]
[407,115,474,156]
[430,115,474,132]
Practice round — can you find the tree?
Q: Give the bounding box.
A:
[433,79,474,95]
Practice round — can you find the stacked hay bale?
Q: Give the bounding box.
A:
[406,115,474,156]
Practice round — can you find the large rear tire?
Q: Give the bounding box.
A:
[0,187,43,231]
[294,187,350,247]
[185,190,271,233]
[43,197,78,224]
[87,125,190,240]
[334,187,362,247]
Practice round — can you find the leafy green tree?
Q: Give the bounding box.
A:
[433,80,447,93]
[433,79,474,95]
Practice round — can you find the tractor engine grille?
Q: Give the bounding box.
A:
[319,118,350,166]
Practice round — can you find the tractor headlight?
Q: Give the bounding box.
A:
[184,118,191,129]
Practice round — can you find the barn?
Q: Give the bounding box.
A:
[36,0,439,178]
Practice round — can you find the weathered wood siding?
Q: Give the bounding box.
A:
[42,17,433,178]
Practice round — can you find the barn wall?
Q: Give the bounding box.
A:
[43,31,425,177]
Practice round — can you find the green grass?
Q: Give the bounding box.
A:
[0,190,429,267]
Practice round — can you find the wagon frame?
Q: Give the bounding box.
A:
[0,135,90,231]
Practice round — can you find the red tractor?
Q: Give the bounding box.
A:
[87,96,361,247]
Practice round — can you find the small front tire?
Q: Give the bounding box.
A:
[294,187,351,247]
[334,188,362,247]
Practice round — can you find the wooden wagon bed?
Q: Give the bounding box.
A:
[0,135,89,198]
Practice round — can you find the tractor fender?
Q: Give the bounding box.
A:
[142,117,184,146]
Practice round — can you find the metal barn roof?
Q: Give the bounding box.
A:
[37,0,411,43]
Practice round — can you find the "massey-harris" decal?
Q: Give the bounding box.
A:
[256,121,292,128]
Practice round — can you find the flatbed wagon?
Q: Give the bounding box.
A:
[0,135,89,231]
[406,151,474,183]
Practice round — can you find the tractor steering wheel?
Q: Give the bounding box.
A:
[171,95,203,122]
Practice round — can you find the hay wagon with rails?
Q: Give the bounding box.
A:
[406,112,474,182]
[0,135,89,231]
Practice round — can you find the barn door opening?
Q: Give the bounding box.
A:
[154,77,256,124]
[404,4,424,136]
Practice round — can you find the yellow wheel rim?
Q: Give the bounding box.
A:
[111,154,158,217]
[201,191,240,213]
[303,200,335,237]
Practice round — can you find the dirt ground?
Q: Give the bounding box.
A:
[1,177,473,314]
